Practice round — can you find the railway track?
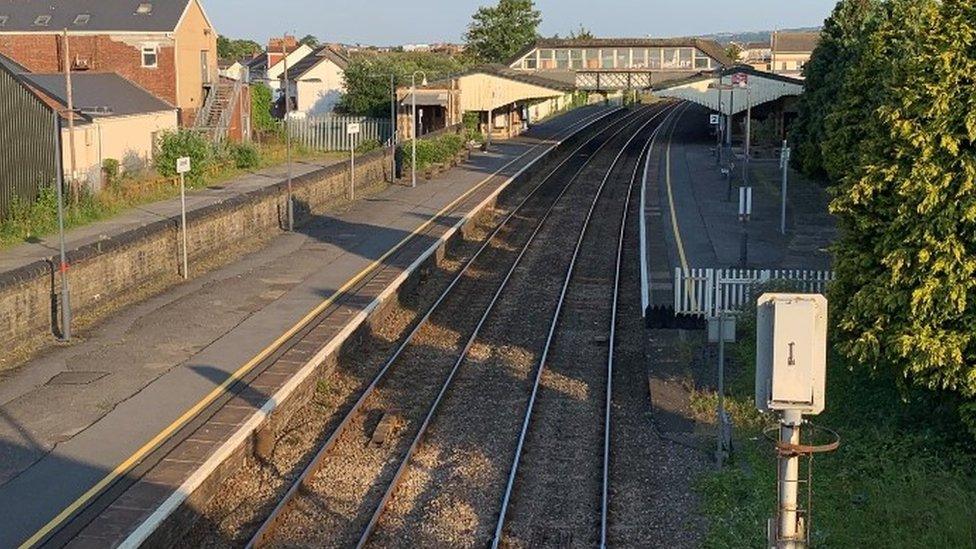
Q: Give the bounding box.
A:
[241,105,662,548]
[490,103,681,549]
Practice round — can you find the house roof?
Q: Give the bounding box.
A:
[0,51,27,73]
[509,37,734,67]
[771,31,820,53]
[0,0,195,33]
[20,72,174,116]
[288,46,350,79]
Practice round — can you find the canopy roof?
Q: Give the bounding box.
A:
[655,67,804,115]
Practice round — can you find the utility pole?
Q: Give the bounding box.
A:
[389,73,396,182]
[281,37,294,231]
[744,83,752,185]
[62,28,78,205]
[52,112,71,341]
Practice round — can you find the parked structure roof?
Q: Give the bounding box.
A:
[0,0,200,33]
[771,31,821,53]
[20,72,174,116]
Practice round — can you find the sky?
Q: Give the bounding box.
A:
[205,0,839,46]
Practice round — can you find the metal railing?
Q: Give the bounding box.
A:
[674,267,834,317]
[288,114,392,151]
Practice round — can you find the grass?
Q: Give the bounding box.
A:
[692,310,976,548]
[0,142,344,250]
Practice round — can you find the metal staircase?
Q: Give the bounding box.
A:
[194,76,244,143]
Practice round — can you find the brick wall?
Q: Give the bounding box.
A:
[0,33,178,106]
[0,147,395,355]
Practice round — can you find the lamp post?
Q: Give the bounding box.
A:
[52,111,71,341]
[410,70,428,188]
[281,37,294,231]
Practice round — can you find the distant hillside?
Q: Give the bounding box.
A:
[699,27,822,45]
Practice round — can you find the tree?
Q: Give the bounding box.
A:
[464,0,541,63]
[217,35,262,61]
[829,0,976,421]
[337,52,470,117]
[725,43,743,62]
[299,34,320,48]
[790,0,879,179]
[568,24,594,40]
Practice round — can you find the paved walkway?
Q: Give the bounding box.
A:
[0,105,608,547]
[0,157,350,273]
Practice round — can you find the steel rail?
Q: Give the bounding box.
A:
[245,105,651,548]
[27,105,619,549]
[352,104,672,549]
[600,103,683,549]
[490,101,682,549]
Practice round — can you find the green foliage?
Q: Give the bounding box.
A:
[155,130,214,183]
[250,83,278,134]
[464,0,541,63]
[229,142,261,169]
[567,24,594,40]
[695,307,976,547]
[791,0,881,179]
[299,34,320,48]
[402,133,467,171]
[724,43,743,62]
[102,158,120,185]
[338,52,469,117]
[355,138,381,155]
[217,35,262,61]
[827,0,976,404]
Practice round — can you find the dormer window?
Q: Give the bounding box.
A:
[0,16,8,27]
[34,15,51,26]
[136,3,153,15]
[74,14,90,26]
[141,45,158,68]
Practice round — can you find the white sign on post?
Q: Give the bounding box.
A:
[709,113,720,125]
[176,156,191,174]
[347,122,361,135]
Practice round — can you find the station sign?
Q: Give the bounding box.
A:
[732,73,749,87]
[709,114,720,125]
[347,122,361,135]
[176,156,191,174]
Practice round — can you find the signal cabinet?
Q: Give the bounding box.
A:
[755,293,827,415]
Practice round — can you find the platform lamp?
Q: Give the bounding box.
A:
[410,70,428,188]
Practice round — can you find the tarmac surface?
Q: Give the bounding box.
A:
[0,105,606,547]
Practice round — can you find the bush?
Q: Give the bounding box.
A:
[102,158,120,185]
[250,83,278,134]
[402,132,467,171]
[155,130,214,183]
[355,138,381,155]
[229,142,261,169]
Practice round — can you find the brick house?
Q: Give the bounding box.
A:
[0,0,219,125]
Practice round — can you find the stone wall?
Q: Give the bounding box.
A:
[0,146,394,356]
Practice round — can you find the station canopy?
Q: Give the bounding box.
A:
[656,67,805,115]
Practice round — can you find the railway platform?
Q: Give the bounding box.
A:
[0,105,613,548]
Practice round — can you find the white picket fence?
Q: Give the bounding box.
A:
[674,268,834,317]
[287,114,392,151]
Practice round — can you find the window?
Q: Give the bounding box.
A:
[600,49,614,69]
[781,62,788,71]
[662,48,679,68]
[647,48,662,69]
[0,15,8,27]
[555,49,569,69]
[523,54,537,70]
[632,48,647,68]
[73,14,90,25]
[539,49,554,69]
[694,51,711,69]
[616,49,629,69]
[34,15,51,26]
[570,49,583,69]
[141,45,158,68]
[136,2,153,15]
[678,48,693,68]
